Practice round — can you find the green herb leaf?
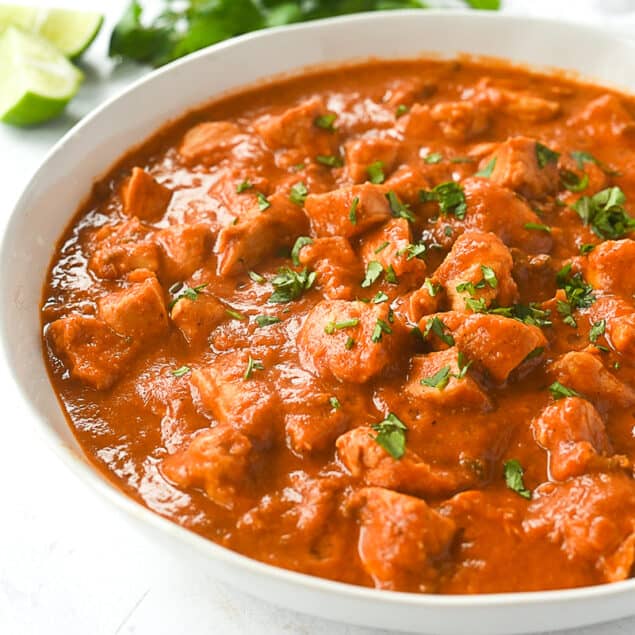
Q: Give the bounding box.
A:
[480,264,498,289]
[556,264,595,328]
[420,182,467,220]
[475,157,496,177]
[456,351,472,378]
[316,154,343,168]
[374,241,390,254]
[291,236,313,266]
[371,412,408,460]
[535,142,560,169]
[345,336,355,350]
[244,355,264,380]
[384,264,399,284]
[422,316,455,346]
[524,346,545,361]
[171,365,191,378]
[490,303,552,328]
[324,318,360,334]
[579,243,596,255]
[268,267,315,303]
[361,261,384,288]
[549,381,582,400]
[524,222,552,233]
[560,169,589,193]
[421,365,451,390]
[423,152,443,164]
[289,182,309,206]
[395,104,409,118]
[314,113,337,131]
[589,319,606,344]
[573,187,635,239]
[255,315,281,328]
[226,308,246,321]
[168,282,208,309]
[248,270,266,284]
[504,459,532,499]
[349,196,359,225]
[386,190,415,222]
[367,161,386,184]
[371,318,392,343]
[423,278,441,296]
[256,192,271,211]
[405,243,426,260]
[329,396,341,409]
[570,150,620,176]
[372,291,389,304]
[236,180,253,193]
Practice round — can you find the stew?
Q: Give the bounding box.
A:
[41,58,635,594]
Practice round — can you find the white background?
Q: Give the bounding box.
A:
[2,1,635,634]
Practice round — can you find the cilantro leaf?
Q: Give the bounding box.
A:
[420,182,467,219]
[573,187,635,239]
[503,459,532,499]
[371,412,408,460]
[268,267,315,303]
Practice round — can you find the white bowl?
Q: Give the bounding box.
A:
[2,10,635,635]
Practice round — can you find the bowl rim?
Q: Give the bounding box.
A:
[4,7,635,611]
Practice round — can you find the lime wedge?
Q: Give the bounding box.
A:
[0,5,103,58]
[0,26,83,126]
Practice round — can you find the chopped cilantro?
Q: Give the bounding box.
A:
[248,270,266,284]
[367,161,386,184]
[560,169,589,193]
[524,222,552,233]
[423,278,441,296]
[372,291,389,304]
[243,355,265,380]
[236,180,253,193]
[289,181,309,206]
[345,336,355,350]
[226,308,246,321]
[420,181,467,219]
[556,264,595,328]
[395,104,409,117]
[421,365,451,390]
[423,316,455,346]
[171,366,191,378]
[384,265,399,284]
[475,157,496,177]
[535,142,560,169]
[371,318,392,343]
[168,282,208,310]
[405,243,426,260]
[291,236,313,266]
[374,241,390,254]
[361,261,383,288]
[589,319,606,344]
[268,267,315,303]
[349,196,359,224]
[490,303,552,328]
[504,459,532,499]
[256,192,271,211]
[324,318,360,334]
[314,113,337,131]
[329,396,341,409]
[386,190,415,222]
[579,243,595,255]
[371,413,407,460]
[570,150,620,176]
[424,151,443,164]
[573,187,635,239]
[255,315,281,328]
[316,154,343,168]
[549,381,582,400]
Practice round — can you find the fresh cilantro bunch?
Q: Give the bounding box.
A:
[110,0,500,66]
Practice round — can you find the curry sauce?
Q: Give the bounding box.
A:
[41,59,635,594]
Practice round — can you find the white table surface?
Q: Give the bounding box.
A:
[2,1,635,634]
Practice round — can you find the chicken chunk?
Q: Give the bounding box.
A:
[402,285,442,323]
[88,219,161,280]
[97,271,168,341]
[589,296,635,358]
[297,237,362,300]
[359,218,427,285]
[550,351,635,409]
[482,85,561,122]
[156,223,210,281]
[438,177,553,254]
[354,487,456,591]
[524,473,635,582]
[429,100,489,141]
[47,315,135,390]
[255,96,336,156]
[395,103,436,140]
[170,293,226,345]
[178,121,242,163]
[484,137,559,200]
[161,425,251,509]
[585,239,635,299]
[191,351,280,442]
[215,191,307,275]
[336,426,474,498]
[344,135,399,183]
[568,94,635,139]
[405,348,492,412]
[433,230,518,312]
[531,397,623,481]
[423,312,547,383]
[120,167,172,221]
[304,183,391,238]
[297,300,401,384]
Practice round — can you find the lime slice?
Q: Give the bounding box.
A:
[0,5,103,58]
[0,26,83,126]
